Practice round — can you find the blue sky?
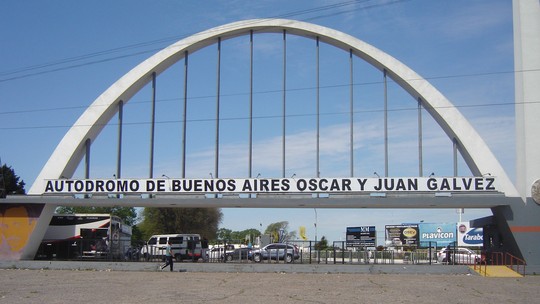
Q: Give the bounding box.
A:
[0,0,515,244]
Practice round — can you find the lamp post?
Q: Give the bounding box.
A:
[314,208,318,246]
[162,174,171,192]
[456,208,464,222]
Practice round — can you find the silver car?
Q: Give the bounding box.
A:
[437,247,481,264]
[251,243,300,263]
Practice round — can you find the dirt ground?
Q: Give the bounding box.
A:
[0,269,538,304]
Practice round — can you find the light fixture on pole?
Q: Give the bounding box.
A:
[314,208,318,245]
[456,208,464,222]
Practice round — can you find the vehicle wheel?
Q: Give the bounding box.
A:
[226,255,233,262]
[143,253,149,261]
[285,254,293,263]
[253,254,262,263]
[175,255,183,262]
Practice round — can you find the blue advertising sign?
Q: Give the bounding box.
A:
[419,223,456,247]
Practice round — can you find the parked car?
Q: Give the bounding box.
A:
[437,247,481,264]
[207,244,235,260]
[224,247,252,261]
[251,243,300,263]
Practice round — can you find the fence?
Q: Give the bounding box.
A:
[35,238,481,267]
[201,240,439,265]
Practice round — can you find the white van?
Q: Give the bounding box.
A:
[141,234,202,262]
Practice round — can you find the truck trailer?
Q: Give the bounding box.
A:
[35,213,131,260]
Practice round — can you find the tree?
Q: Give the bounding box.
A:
[264,221,297,242]
[238,228,261,244]
[0,164,26,196]
[216,228,233,240]
[55,206,138,226]
[215,228,261,243]
[139,207,222,241]
[130,224,145,245]
[315,236,329,250]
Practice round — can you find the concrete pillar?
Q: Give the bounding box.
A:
[492,0,540,272]
[514,0,540,200]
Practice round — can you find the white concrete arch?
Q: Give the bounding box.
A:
[28,18,519,197]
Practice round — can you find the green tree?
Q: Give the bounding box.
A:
[264,221,297,242]
[0,164,26,196]
[237,228,261,244]
[215,228,261,244]
[130,224,145,245]
[315,236,329,250]
[216,228,233,240]
[54,206,138,226]
[139,207,222,241]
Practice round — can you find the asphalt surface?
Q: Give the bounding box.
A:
[1,260,479,274]
[1,261,539,303]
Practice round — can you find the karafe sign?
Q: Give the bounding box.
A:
[43,177,498,194]
[457,222,483,247]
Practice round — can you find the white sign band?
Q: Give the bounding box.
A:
[43,177,498,194]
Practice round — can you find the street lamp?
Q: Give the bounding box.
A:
[314,208,318,245]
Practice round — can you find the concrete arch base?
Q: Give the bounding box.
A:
[471,200,540,274]
[0,203,56,261]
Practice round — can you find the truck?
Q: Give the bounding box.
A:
[35,213,132,260]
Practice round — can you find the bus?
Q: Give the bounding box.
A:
[36,214,132,260]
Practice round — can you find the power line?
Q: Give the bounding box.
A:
[0,49,160,83]
[0,0,523,132]
[0,0,394,83]
[304,0,407,22]
[0,99,534,131]
[0,67,533,116]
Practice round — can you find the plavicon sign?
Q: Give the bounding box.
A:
[419,223,456,247]
[42,177,498,195]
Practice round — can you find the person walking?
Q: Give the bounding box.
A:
[160,241,174,271]
[445,244,452,265]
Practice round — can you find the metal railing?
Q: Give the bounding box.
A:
[474,251,526,276]
[37,238,505,270]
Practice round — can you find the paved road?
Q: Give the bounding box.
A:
[1,261,539,303]
[0,260,479,274]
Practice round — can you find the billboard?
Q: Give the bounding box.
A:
[385,224,418,247]
[457,222,483,247]
[346,226,376,247]
[418,223,456,247]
